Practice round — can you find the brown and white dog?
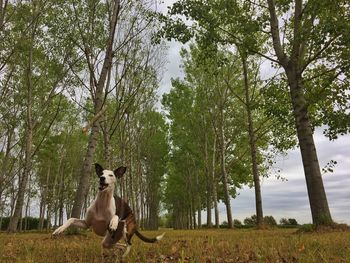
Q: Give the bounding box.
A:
[53,163,164,260]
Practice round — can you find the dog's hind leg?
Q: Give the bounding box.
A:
[52,218,87,236]
[121,233,134,260]
[122,245,131,258]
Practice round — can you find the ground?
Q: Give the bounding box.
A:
[0,228,349,262]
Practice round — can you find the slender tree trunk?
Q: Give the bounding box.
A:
[8,28,34,232]
[58,164,65,226]
[211,135,219,228]
[24,194,30,231]
[46,204,51,230]
[241,54,264,228]
[24,171,32,231]
[198,207,201,228]
[204,132,212,227]
[103,116,112,168]
[0,129,13,203]
[192,197,196,229]
[39,164,50,230]
[52,158,60,227]
[71,0,121,219]
[219,106,233,228]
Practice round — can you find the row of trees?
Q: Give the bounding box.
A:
[158,0,349,228]
[0,0,169,232]
[1,0,349,232]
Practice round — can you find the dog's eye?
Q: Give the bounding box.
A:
[109,174,114,177]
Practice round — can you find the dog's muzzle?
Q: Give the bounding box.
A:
[99,177,108,191]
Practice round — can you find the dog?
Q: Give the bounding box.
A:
[52,163,165,260]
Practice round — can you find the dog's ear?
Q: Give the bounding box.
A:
[114,166,127,178]
[95,163,104,177]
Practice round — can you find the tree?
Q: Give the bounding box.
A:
[70,0,121,219]
[1,0,165,232]
[288,218,298,226]
[140,110,169,230]
[264,0,350,225]
[6,0,77,232]
[156,0,281,229]
[157,0,350,226]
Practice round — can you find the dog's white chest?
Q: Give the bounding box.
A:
[85,193,116,236]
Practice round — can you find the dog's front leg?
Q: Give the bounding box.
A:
[109,215,119,231]
[52,218,88,236]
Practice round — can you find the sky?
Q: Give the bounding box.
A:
[156,1,350,225]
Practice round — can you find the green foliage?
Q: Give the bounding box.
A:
[220,221,229,228]
[298,224,316,232]
[243,215,257,226]
[233,219,242,227]
[280,218,299,226]
[0,217,48,231]
[264,215,277,226]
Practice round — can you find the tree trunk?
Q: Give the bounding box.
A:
[197,207,201,228]
[205,132,212,227]
[39,164,50,230]
[0,128,14,205]
[287,70,332,225]
[219,106,233,228]
[58,164,65,226]
[8,29,34,232]
[71,0,121,219]
[212,135,220,228]
[241,55,264,228]
[24,171,32,231]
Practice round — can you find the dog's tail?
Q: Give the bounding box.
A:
[135,230,165,243]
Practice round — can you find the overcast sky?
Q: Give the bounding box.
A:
[157,1,350,225]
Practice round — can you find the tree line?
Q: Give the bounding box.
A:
[157,0,349,229]
[0,0,349,232]
[0,0,168,232]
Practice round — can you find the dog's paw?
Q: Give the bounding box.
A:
[52,226,65,236]
[109,216,119,231]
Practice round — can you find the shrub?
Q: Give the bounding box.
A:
[234,219,242,227]
[280,218,298,226]
[264,216,277,226]
[220,221,229,228]
[244,215,257,226]
[0,217,48,231]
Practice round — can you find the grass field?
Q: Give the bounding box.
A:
[0,228,349,262]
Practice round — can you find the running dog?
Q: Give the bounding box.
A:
[52,163,164,260]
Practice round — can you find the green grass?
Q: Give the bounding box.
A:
[0,228,349,262]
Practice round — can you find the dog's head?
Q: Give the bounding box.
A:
[95,163,127,192]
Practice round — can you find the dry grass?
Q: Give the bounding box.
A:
[0,228,349,262]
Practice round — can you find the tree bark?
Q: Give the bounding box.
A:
[219,106,233,228]
[241,54,264,228]
[39,164,50,230]
[287,71,332,225]
[212,135,220,228]
[204,132,212,227]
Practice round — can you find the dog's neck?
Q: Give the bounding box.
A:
[95,186,115,215]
